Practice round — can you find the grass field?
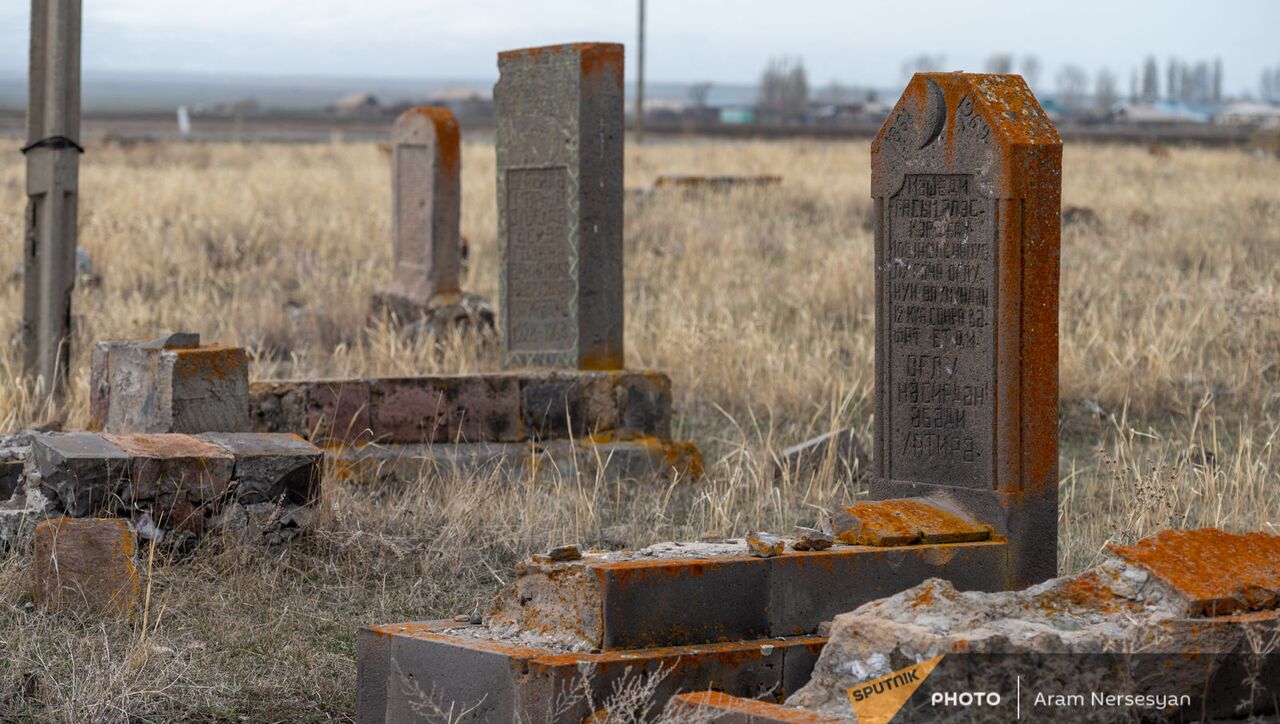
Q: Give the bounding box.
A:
[0,138,1278,720]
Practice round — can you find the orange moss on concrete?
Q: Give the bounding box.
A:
[1109,528,1280,616]
[837,499,991,546]
[673,690,846,723]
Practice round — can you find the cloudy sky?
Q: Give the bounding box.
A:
[1,0,1275,94]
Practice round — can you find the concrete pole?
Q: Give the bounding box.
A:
[22,0,82,401]
[636,0,645,142]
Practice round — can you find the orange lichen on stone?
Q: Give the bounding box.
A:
[835,499,991,546]
[102,432,230,460]
[172,345,247,381]
[673,690,845,723]
[1030,570,1139,616]
[1109,528,1280,617]
[403,106,460,176]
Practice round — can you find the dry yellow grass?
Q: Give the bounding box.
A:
[0,138,1277,720]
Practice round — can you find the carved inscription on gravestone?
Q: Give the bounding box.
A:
[394,144,432,284]
[872,73,1062,587]
[505,167,574,353]
[886,172,994,488]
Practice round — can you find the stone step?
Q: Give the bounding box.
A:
[672,691,848,723]
[486,519,1007,651]
[329,436,703,484]
[250,369,673,446]
[356,620,826,724]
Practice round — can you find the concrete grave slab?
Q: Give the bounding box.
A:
[871,73,1062,587]
[358,620,825,724]
[485,528,1009,650]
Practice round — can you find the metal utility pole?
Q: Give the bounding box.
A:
[636,0,646,142]
[22,0,82,402]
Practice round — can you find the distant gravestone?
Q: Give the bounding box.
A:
[870,73,1061,587]
[494,43,625,370]
[378,107,461,314]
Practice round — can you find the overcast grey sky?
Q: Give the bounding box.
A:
[1,0,1276,94]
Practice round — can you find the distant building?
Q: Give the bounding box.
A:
[1214,101,1280,127]
[1112,100,1212,126]
[330,92,382,116]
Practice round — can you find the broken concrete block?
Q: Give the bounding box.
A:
[104,433,235,533]
[787,528,1280,721]
[211,500,315,545]
[1108,528,1280,617]
[30,433,130,517]
[485,537,1010,651]
[791,527,833,552]
[359,620,824,724]
[827,498,992,546]
[199,432,322,505]
[33,517,138,617]
[96,340,249,434]
[672,691,847,723]
[746,531,785,557]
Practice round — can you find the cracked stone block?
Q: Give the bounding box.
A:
[30,433,130,517]
[104,433,234,531]
[199,432,322,505]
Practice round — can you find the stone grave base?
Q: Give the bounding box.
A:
[330,436,702,484]
[356,620,825,724]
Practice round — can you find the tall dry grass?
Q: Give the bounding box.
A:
[0,138,1277,720]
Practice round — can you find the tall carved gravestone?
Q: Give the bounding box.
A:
[373,106,491,331]
[494,43,625,370]
[871,73,1061,587]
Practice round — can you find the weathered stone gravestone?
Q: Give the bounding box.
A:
[22,0,83,399]
[384,107,461,308]
[495,43,625,370]
[373,107,491,331]
[870,73,1061,587]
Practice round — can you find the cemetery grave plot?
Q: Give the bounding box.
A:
[353,69,1064,723]
[0,28,1277,723]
